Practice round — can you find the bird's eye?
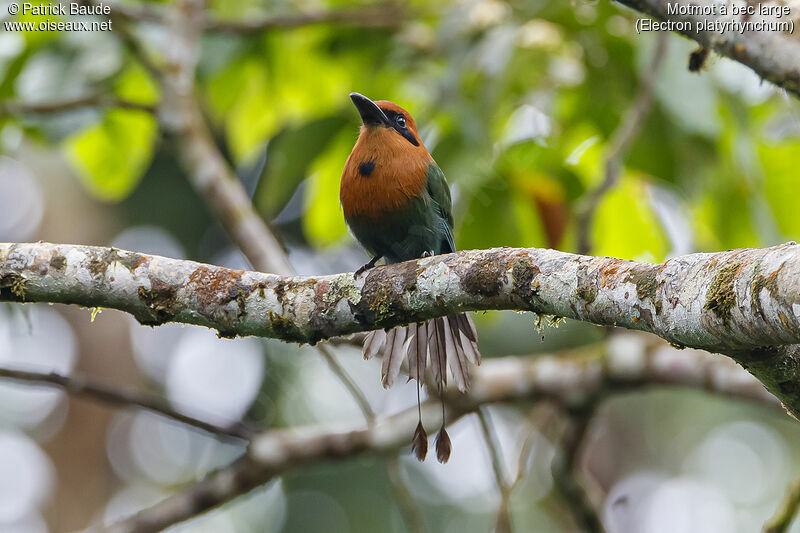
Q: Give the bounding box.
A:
[396,115,406,128]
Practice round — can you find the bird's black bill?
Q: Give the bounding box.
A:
[350,92,391,127]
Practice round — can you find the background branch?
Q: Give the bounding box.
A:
[0,367,251,439]
[386,456,427,533]
[613,0,800,97]
[551,404,604,533]
[205,2,408,34]
[477,407,514,533]
[0,95,156,115]
[98,341,778,532]
[102,1,408,33]
[764,480,800,533]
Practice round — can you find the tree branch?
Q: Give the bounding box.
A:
[97,343,778,533]
[205,2,408,34]
[2,241,799,411]
[614,0,800,98]
[0,367,251,439]
[477,407,514,532]
[386,456,427,533]
[156,0,294,277]
[551,404,604,533]
[104,1,408,33]
[0,95,156,115]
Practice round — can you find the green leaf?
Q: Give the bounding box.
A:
[254,115,347,218]
[0,49,34,99]
[303,129,353,247]
[206,31,353,164]
[688,107,761,250]
[651,38,721,139]
[13,12,60,46]
[459,178,546,250]
[560,122,604,189]
[592,173,667,261]
[761,139,800,240]
[114,63,159,105]
[63,109,158,202]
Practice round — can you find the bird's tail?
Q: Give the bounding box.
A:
[362,313,481,392]
[363,314,480,462]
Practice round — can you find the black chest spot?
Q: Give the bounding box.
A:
[358,161,375,177]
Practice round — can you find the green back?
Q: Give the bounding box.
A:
[425,162,456,253]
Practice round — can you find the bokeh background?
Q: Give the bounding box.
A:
[1,0,800,531]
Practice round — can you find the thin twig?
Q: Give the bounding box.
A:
[86,454,265,533]
[103,1,409,33]
[477,407,513,533]
[0,367,252,440]
[205,2,408,34]
[386,456,427,533]
[551,403,604,533]
[98,400,461,533]
[576,32,668,254]
[80,0,163,79]
[512,407,549,489]
[317,343,374,419]
[764,480,800,533]
[106,2,163,25]
[0,95,155,115]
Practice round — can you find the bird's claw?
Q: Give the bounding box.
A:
[355,256,381,279]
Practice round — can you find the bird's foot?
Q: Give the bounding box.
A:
[421,250,434,258]
[355,256,381,278]
[354,265,369,278]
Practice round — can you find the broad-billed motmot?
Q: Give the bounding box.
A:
[340,93,482,462]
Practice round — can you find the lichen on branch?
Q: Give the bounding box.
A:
[3,241,800,415]
[2,241,800,348]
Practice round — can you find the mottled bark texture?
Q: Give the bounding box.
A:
[615,0,800,97]
[2,241,800,414]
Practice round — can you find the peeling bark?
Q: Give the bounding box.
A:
[2,241,800,414]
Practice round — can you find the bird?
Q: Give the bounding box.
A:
[340,92,481,463]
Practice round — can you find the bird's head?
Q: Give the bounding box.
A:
[341,93,434,218]
[349,92,422,148]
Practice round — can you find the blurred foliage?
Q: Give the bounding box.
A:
[64,108,157,201]
[3,0,798,263]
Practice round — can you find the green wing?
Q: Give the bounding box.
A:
[426,162,456,253]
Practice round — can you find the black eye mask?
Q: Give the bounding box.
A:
[381,109,420,146]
